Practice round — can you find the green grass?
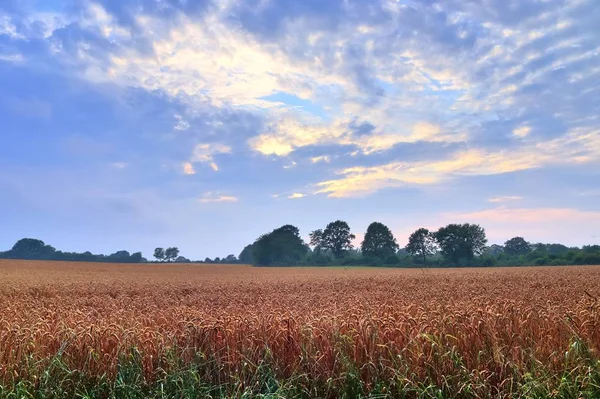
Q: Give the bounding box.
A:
[1,336,599,398]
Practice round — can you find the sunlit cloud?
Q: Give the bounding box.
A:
[190,143,231,172]
[199,192,239,203]
[311,155,331,164]
[182,162,196,175]
[288,193,306,199]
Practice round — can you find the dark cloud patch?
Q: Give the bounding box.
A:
[233,0,390,39]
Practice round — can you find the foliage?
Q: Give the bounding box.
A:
[361,221,399,259]
[153,247,166,262]
[0,238,145,263]
[164,247,180,262]
[434,223,487,265]
[238,244,254,264]
[504,236,532,256]
[252,225,309,266]
[405,228,437,265]
[317,220,356,259]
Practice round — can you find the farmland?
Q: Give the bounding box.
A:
[1,260,599,398]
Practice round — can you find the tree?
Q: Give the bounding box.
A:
[204,257,213,263]
[165,247,180,262]
[361,222,399,259]
[486,244,504,256]
[153,248,166,262]
[175,256,191,263]
[224,254,238,263]
[309,229,324,253]
[10,238,56,259]
[405,228,437,265]
[320,220,355,259]
[504,237,531,256]
[238,245,254,264]
[252,224,309,266]
[433,223,487,265]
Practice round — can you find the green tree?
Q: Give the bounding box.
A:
[153,248,166,262]
[321,220,355,259]
[504,237,531,256]
[252,224,309,266]
[224,254,238,263]
[405,228,437,265]
[434,223,487,265]
[309,229,324,253]
[10,238,56,260]
[361,222,399,259]
[238,245,254,264]
[165,247,180,262]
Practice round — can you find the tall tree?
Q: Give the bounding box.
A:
[321,220,355,259]
[252,224,309,266]
[153,247,166,262]
[165,247,180,262]
[504,237,531,256]
[309,229,324,253]
[10,238,56,259]
[361,222,399,259]
[434,224,487,265]
[405,228,437,265]
[238,244,254,264]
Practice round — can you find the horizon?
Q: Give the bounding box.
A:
[1,0,599,259]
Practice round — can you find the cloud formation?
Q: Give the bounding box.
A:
[1,0,599,255]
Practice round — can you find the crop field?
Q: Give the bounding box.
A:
[1,260,599,398]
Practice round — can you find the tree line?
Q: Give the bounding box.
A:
[239,221,600,267]
[0,238,146,263]
[2,223,599,267]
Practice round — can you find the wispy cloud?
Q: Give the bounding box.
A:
[191,143,231,172]
[199,192,239,203]
[488,196,523,203]
[311,155,331,164]
[288,193,306,199]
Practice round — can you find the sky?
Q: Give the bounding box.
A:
[0,0,599,260]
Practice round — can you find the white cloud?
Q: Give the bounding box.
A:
[488,196,522,203]
[199,192,239,203]
[288,193,306,199]
[513,126,531,138]
[182,162,196,175]
[191,143,231,171]
[311,155,331,164]
[174,114,190,131]
[315,127,600,197]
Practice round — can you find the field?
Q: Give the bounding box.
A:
[1,260,599,398]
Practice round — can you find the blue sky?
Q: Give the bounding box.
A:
[1,0,599,259]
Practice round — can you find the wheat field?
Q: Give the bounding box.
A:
[1,260,599,398]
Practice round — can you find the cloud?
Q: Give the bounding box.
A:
[110,162,127,169]
[513,126,531,138]
[174,114,190,131]
[182,162,196,175]
[190,143,231,172]
[199,192,239,203]
[311,155,331,164]
[488,196,522,203]
[315,126,600,197]
[288,193,306,199]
